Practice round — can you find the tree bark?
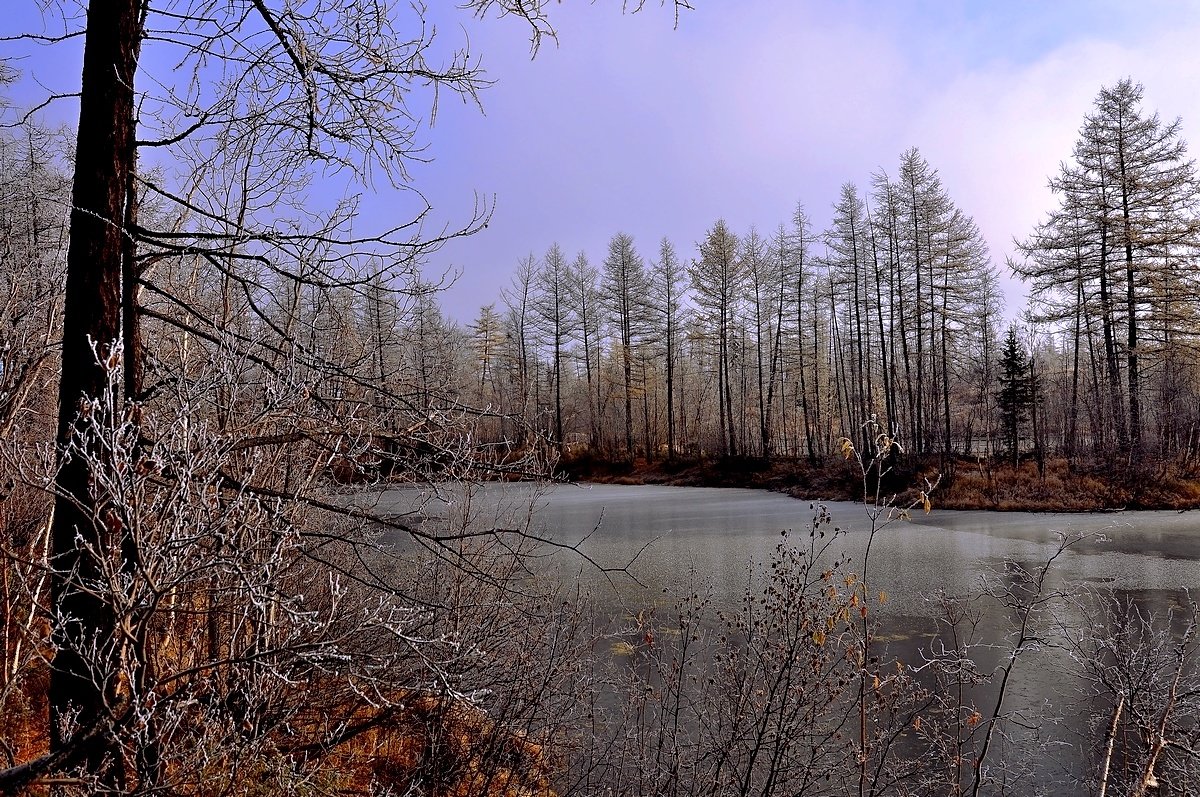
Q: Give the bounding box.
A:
[52,0,143,782]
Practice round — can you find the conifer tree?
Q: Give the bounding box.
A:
[601,232,650,456]
[690,219,744,456]
[997,327,1032,467]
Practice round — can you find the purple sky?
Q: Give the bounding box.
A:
[7,1,1200,322]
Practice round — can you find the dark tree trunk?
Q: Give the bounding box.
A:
[809,289,823,458]
[1113,120,1142,455]
[754,282,769,457]
[52,0,143,782]
[870,224,895,436]
[940,258,952,465]
[623,335,634,456]
[553,319,563,446]
[665,309,676,459]
[796,286,815,464]
[1097,237,1126,452]
[1067,271,1083,468]
[764,263,786,459]
[912,186,925,455]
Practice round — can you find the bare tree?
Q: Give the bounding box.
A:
[601,232,651,457]
[1065,590,1200,796]
[649,237,686,460]
[690,219,744,457]
[1014,79,1200,461]
[533,242,574,447]
[568,250,605,451]
[502,254,539,445]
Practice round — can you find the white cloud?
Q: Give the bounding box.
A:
[904,23,1200,316]
[423,4,1200,320]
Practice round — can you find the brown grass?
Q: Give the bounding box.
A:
[935,457,1200,511]
[0,673,555,796]
[308,694,555,796]
[561,452,1200,513]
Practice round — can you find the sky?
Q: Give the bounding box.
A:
[7,1,1200,322]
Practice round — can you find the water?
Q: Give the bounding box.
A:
[369,480,1200,651]
[369,482,1200,791]
[373,483,1200,605]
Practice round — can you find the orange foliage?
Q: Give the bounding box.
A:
[300,693,556,796]
[0,670,555,796]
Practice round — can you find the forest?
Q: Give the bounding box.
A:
[2,0,1200,795]
[333,80,1200,508]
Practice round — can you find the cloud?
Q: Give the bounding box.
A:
[416,4,1200,321]
[904,21,1200,316]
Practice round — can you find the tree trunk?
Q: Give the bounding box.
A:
[870,223,895,435]
[1067,271,1083,468]
[665,309,676,459]
[553,319,563,446]
[52,0,143,782]
[796,285,815,463]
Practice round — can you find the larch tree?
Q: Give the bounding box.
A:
[649,236,686,460]
[870,169,907,443]
[469,303,505,438]
[764,222,796,457]
[533,242,573,446]
[825,183,872,446]
[1014,79,1200,461]
[690,219,744,457]
[600,232,651,456]
[567,250,604,449]
[789,204,821,462]
[0,116,67,440]
[897,148,953,453]
[1083,80,1200,454]
[1012,187,1098,463]
[934,207,993,463]
[742,226,774,456]
[502,254,539,444]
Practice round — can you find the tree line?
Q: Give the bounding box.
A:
[386,82,1200,474]
[463,150,1001,467]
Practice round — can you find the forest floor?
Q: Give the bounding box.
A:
[558,452,1200,512]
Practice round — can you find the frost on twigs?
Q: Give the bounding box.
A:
[1,351,582,794]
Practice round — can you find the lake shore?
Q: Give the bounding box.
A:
[558,453,1200,513]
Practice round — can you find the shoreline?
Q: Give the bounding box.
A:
[557,454,1200,513]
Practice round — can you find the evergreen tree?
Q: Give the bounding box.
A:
[997,327,1032,467]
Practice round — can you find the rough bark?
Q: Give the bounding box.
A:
[51,0,143,781]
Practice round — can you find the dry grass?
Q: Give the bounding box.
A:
[0,673,556,796]
[933,457,1200,511]
[563,451,1200,512]
[309,694,555,796]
